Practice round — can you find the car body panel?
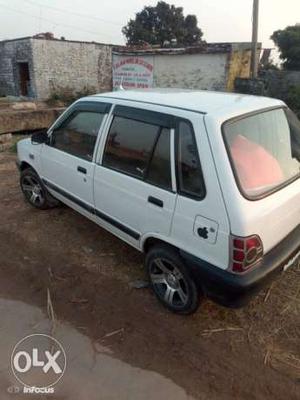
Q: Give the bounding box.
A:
[205,111,300,254]
[16,90,300,305]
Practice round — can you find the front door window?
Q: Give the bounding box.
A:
[51,111,105,161]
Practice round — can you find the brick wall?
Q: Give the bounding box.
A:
[31,39,113,99]
[0,38,34,97]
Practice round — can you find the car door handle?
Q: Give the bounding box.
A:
[77,166,87,174]
[148,196,164,208]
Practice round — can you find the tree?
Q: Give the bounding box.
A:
[122,1,204,47]
[271,25,300,70]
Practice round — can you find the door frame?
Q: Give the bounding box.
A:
[94,102,178,191]
[41,100,113,210]
[92,101,179,249]
[17,62,30,96]
[47,100,112,163]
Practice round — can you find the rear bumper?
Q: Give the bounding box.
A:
[180,224,300,307]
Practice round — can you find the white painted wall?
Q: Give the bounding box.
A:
[153,53,229,91]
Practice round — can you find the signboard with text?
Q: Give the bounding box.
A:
[112,55,154,90]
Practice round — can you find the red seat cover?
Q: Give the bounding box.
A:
[231,135,284,192]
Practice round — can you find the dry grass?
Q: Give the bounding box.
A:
[194,260,300,381]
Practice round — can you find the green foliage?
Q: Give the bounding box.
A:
[47,85,97,106]
[286,85,300,118]
[122,1,204,47]
[9,134,30,154]
[9,141,17,154]
[271,25,300,70]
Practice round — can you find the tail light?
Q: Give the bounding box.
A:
[230,234,263,273]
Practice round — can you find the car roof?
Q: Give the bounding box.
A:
[87,88,284,118]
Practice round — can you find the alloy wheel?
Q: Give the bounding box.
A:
[149,257,189,307]
[21,175,45,206]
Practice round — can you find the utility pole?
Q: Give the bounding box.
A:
[250,0,259,78]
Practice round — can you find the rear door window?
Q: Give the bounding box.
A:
[102,116,160,179]
[176,120,205,199]
[102,107,173,191]
[223,108,300,198]
[146,128,172,190]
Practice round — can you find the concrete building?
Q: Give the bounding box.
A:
[112,43,261,92]
[0,34,114,99]
[0,35,260,99]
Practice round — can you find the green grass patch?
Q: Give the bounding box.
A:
[9,134,30,154]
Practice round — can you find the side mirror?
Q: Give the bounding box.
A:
[31,129,49,145]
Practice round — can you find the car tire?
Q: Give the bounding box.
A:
[20,168,59,210]
[145,244,201,315]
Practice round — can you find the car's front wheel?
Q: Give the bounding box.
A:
[20,168,59,209]
[146,245,200,315]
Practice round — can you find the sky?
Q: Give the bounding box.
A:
[0,0,299,53]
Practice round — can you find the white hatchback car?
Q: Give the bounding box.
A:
[17,89,300,314]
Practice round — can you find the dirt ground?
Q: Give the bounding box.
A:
[0,150,299,399]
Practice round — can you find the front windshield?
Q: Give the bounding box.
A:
[223,108,300,198]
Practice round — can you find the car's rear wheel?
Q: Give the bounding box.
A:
[20,168,59,209]
[146,245,200,314]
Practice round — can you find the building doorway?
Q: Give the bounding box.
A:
[18,63,30,96]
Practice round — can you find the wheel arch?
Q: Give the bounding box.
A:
[19,161,34,172]
[142,235,205,293]
[142,235,179,254]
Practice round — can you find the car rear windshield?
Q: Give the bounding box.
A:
[223,108,300,199]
